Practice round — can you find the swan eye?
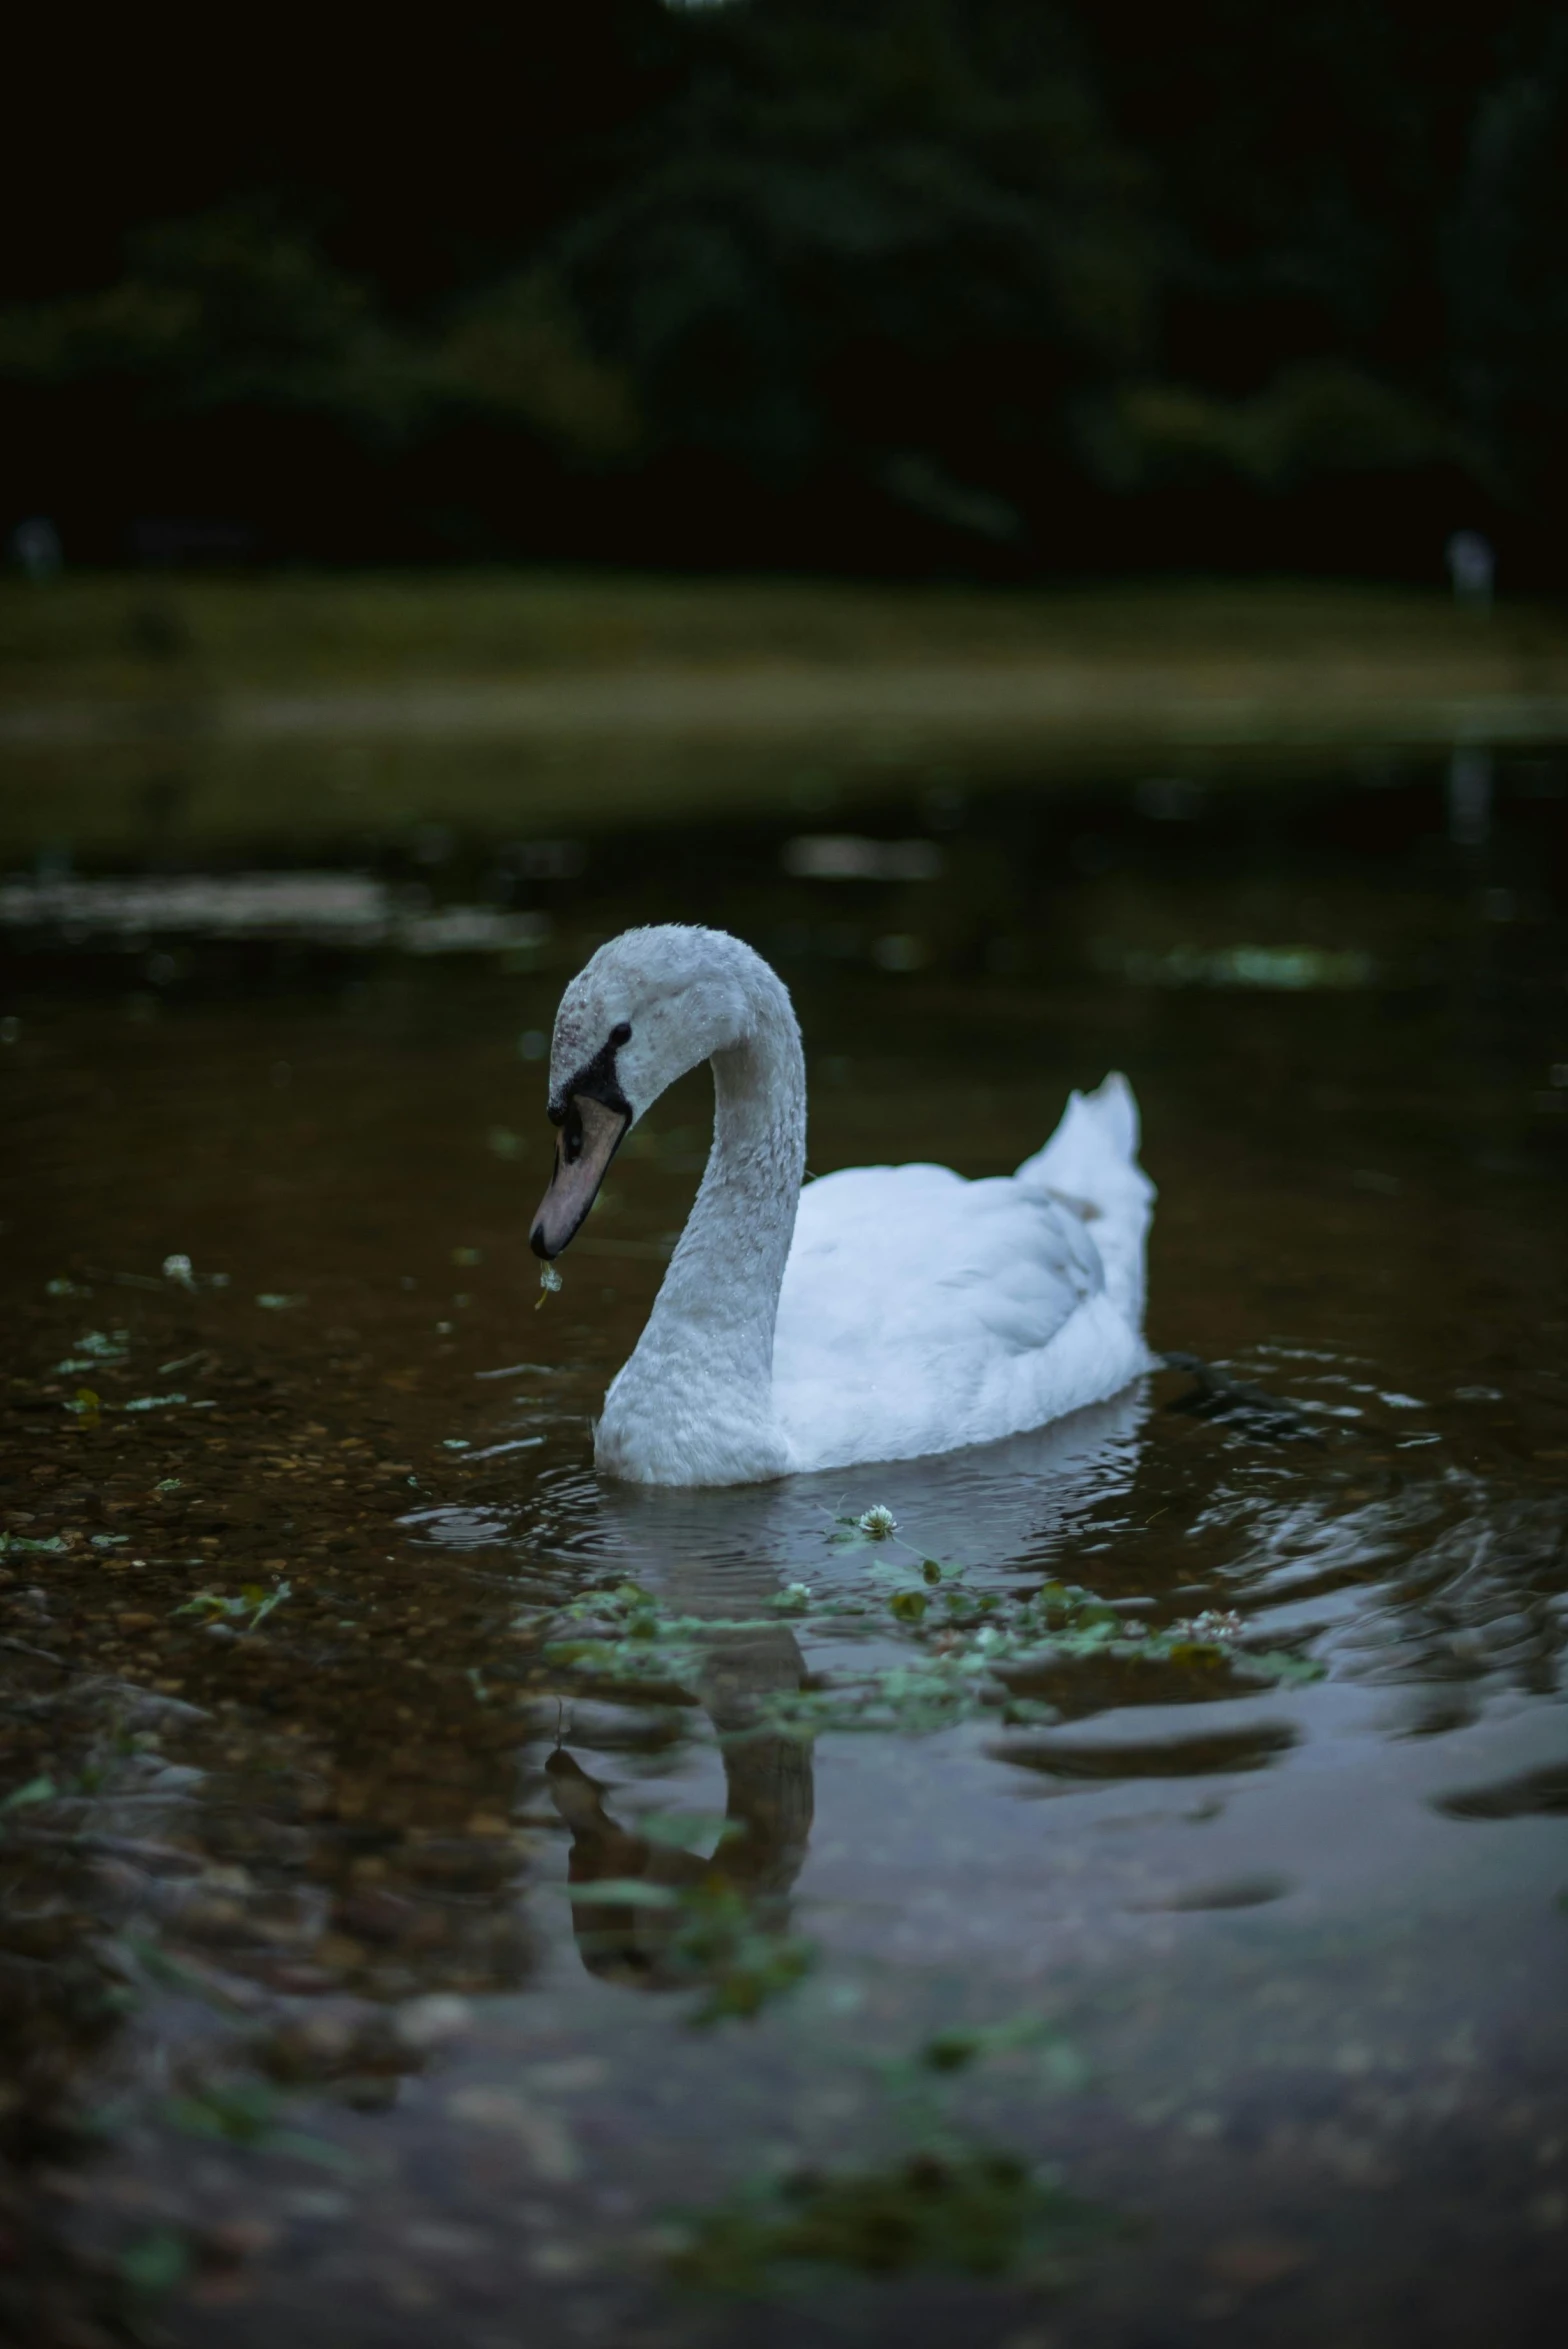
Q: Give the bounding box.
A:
[609,1021,632,1047]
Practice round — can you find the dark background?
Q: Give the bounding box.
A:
[3,0,1564,583]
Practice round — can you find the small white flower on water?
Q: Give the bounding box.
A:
[857,1504,897,1539]
[394,1993,473,2052]
[1172,1608,1243,1644]
[535,1263,564,1311]
[162,1253,197,1291]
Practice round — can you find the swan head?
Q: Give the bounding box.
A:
[529,925,755,1260]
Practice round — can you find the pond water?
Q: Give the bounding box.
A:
[2,738,1565,2346]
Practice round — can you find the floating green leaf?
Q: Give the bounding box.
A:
[2,1775,57,1812]
[119,2226,191,2298]
[633,1810,741,1852]
[174,1581,291,1630]
[560,1877,682,1908]
[164,2079,279,2144]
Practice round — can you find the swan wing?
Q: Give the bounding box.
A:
[780,1163,1098,1358]
[772,1162,1140,1468]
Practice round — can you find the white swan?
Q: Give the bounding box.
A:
[530,925,1155,1487]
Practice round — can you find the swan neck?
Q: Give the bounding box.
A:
[602,957,804,1475]
[674,982,805,1347]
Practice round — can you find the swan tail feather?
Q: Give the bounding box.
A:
[1084,1069,1140,1159]
[1014,1072,1154,1333]
[1014,1070,1149,1198]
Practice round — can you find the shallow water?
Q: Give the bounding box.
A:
[2,740,1566,2345]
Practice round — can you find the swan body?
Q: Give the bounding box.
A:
[530,925,1155,1486]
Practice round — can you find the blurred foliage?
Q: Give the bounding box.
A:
[1097,366,1466,496]
[1,0,1564,573]
[0,210,637,461]
[0,210,426,441]
[553,1,1151,491]
[666,2147,1107,2290]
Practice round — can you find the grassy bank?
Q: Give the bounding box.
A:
[3,570,1566,705]
[1,573,1565,858]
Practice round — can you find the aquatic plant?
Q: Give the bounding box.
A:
[666,2011,1109,2291]
[119,2227,192,2303]
[172,1582,291,1632]
[54,1329,130,1374]
[1,1774,57,1814]
[533,1564,1320,1743]
[664,1883,817,2027]
[666,2148,1104,2293]
[161,2076,359,2173]
[1170,1608,1245,1643]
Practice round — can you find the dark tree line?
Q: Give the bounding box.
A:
[2,0,1563,579]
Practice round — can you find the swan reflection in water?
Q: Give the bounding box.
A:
[546,1559,814,1994]
[537,1393,1147,1994]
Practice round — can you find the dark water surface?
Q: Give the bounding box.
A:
[2,744,1566,2346]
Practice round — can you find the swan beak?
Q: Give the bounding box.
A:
[530,1094,629,1259]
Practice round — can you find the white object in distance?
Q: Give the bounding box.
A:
[1446,529,1494,611]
